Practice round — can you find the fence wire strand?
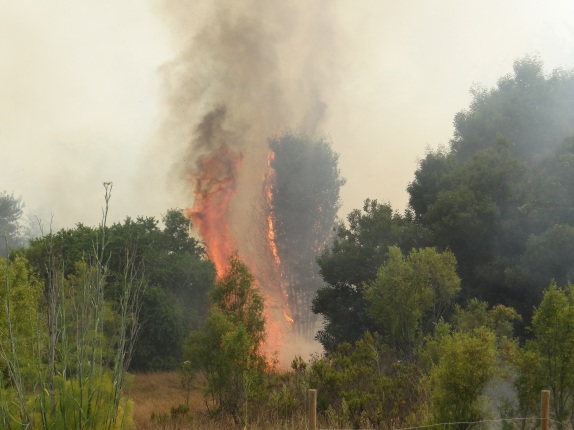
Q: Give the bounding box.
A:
[318,416,568,430]
[393,416,564,429]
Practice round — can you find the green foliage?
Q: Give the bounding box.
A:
[452,56,574,161]
[453,298,521,341]
[28,372,133,430]
[0,191,26,257]
[267,131,345,338]
[406,57,574,325]
[529,282,574,423]
[503,340,544,423]
[521,225,574,287]
[24,208,215,371]
[184,253,268,425]
[313,200,431,352]
[0,256,43,381]
[0,184,139,429]
[150,403,192,430]
[0,266,128,430]
[132,285,186,371]
[429,327,498,428]
[365,247,460,354]
[309,332,428,430]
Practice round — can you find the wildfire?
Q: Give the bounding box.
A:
[185,143,242,276]
[185,143,294,366]
[264,151,281,266]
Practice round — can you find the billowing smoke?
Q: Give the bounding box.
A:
[161,0,339,252]
[158,0,341,360]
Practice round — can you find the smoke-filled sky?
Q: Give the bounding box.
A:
[2,0,574,230]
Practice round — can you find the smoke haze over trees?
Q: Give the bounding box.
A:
[406,56,574,325]
[0,192,26,257]
[314,57,574,349]
[266,131,345,339]
[6,49,574,427]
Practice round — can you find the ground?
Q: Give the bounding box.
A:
[128,371,201,429]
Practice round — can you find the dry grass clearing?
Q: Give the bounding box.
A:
[128,371,203,429]
[127,371,310,429]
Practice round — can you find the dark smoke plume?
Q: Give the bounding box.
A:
[160,0,340,250]
[157,0,342,360]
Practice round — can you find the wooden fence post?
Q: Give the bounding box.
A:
[308,389,317,430]
[541,389,550,430]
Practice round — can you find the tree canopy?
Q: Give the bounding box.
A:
[0,191,26,257]
[267,131,345,338]
[404,56,574,324]
[313,200,430,352]
[23,209,215,371]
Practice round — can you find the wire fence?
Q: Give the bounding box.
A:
[393,417,566,429]
[316,417,566,430]
[308,389,562,430]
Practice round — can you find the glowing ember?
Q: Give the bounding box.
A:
[283,310,294,324]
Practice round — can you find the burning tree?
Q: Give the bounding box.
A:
[265,131,345,339]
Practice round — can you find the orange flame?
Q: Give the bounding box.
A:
[185,143,242,276]
[185,143,295,367]
[262,148,293,356]
[265,151,282,267]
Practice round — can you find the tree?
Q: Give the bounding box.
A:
[0,183,138,429]
[313,200,431,352]
[184,253,268,425]
[365,246,460,355]
[451,56,574,162]
[452,298,521,341]
[407,57,574,324]
[23,209,216,371]
[429,328,498,428]
[309,332,427,430]
[266,131,345,338]
[0,191,26,256]
[0,256,43,395]
[528,282,574,423]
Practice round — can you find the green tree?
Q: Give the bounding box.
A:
[407,57,574,324]
[529,282,574,423]
[452,298,521,341]
[0,183,138,429]
[0,256,43,400]
[313,200,431,352]
[452,56,574,161]
[365,246,460,354]
[309,332,427,430]
[0,191,26,257]
[23,209,215,371]
[184,253,268,425]
[266,131,345,338]
[430,328,498,428]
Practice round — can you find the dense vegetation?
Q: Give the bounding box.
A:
[3,56,574,428]
[267,131,345,338]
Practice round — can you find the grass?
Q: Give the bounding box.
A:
[128,371,310,429]
[128,371,201,429]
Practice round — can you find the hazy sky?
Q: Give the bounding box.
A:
[2,0,574,230]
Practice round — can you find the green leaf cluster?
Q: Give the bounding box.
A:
[366,246,460,354]
[268,131,345,337]
[23,209,215,371]
[184,253,268,425]
[309,332,427,430]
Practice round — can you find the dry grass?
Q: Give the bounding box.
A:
[128,371,203,429]
[127,371,311,430]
